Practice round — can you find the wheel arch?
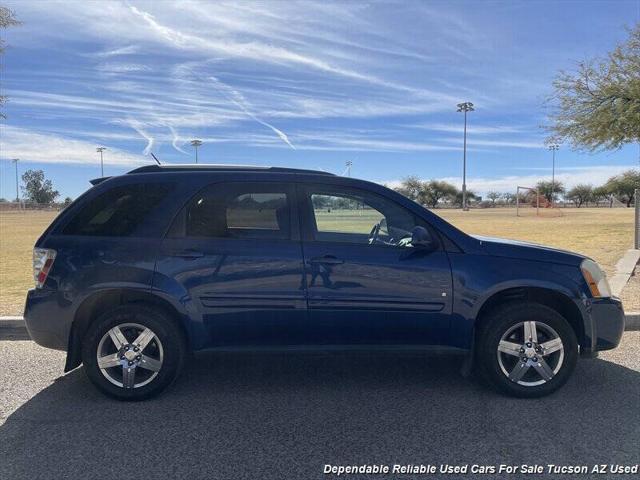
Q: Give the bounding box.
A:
[65,288,190,372]
[473,286,587,351]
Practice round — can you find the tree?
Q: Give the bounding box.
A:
[394,177,458,208]
[0,7,21,119]
[547,24,640,151]
[604,169,640,207]
[452,189,479,208]
[422,180,457,208]
[394,176,424,203]
[21,169,59,204]
[565,184,593,208]
[62,196,73,207]
[593,185,613,206]
[502,192,516,205]
[487,191,502,206]
[536,180,565,203]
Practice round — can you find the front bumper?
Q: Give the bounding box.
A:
[583,296,625,356]
[23,288,71,351]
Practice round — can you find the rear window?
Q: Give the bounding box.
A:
[169,182,292,240]
[62,183,173,236]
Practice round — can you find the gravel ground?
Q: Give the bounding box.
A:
[1,334,639,480]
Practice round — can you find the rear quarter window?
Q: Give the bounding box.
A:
[62,183,173,237]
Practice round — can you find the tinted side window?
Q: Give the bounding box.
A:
[306,186,427,247]
[174,183,291,240]
[63,183,173,237]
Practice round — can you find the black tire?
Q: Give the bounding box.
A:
[476,302,578,398]
[81,305,186,401]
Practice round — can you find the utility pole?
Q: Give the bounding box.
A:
[12,159,19,203]
[190,139,203,163]
[456,101,474,211]
[346,160,353,177]
[548,144,559,207]
[96,147,107,177]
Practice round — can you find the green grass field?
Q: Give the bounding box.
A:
[0,207,637,315]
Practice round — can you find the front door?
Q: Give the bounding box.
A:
[298,183,453,345]
[155,181,307,348]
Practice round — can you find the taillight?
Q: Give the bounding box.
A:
[33,248,56,288]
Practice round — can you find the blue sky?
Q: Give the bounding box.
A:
[1,0,639,200]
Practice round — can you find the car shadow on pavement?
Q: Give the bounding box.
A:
[1,350,638,479]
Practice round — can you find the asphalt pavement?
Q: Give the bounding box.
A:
[1,333,638,480]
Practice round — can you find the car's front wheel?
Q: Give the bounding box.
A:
[477,302,578,398]
[81,305,186,400]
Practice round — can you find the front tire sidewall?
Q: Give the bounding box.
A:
[477,303,578,398]
[81,306,185,401]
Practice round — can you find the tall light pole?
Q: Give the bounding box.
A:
[346,160,353,177]
[12,158,19,202]
[190,139,203,163]
[548,144,559,207]
[457,101,474,211]
[96,147,107,177]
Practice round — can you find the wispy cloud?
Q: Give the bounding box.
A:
[408,123,530,135]
[0,125,146,166]
[2,0,637,200]
[168,125,189,155]
[209,76,296,150]
[90,45,139,58]
[125,119,155,155]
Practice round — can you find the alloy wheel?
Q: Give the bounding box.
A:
[497,320,564,387]
[96,322,164,389]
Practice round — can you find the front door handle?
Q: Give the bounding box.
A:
[308,255,344,265]
[170,249,205,259]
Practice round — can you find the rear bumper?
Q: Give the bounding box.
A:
[583,297,625,356]
[23,288,71,351]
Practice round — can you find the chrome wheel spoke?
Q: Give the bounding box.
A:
[498,340,522,357]
[138,355,162,372]
[108,326,128,349]
[532,357,554,381]
[541,337,563,355]
[98,322,164,390]
[523,321,538,343]
[498,321,564,387]
[133,328,155,352]
[97,353,121,369]
[508,362,530,382]
[122,366,136,389]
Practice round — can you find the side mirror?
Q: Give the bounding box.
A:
[411,226,434,249]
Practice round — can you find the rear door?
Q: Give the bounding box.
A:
[155,181,307,348]
[298,182,453,345]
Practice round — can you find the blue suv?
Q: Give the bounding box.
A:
[24,165,625,400]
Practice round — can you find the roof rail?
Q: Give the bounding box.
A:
[127,164,335,176]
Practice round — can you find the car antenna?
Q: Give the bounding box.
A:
[150,152,161,165]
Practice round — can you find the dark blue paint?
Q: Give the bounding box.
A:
[24,167,625,366]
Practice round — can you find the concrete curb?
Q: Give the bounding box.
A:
[626,313,640,331]
[609,249,640,297]
[2,313,640,333]
[0,317,27,329]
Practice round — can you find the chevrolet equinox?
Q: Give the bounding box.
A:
[24,165,625,400]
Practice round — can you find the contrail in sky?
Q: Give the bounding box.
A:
[127,119,155,155]
[209,76,296,150]
[168,125,189,154]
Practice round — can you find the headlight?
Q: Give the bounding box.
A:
[580,259,612,298]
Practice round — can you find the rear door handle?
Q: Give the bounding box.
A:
[308,255,344,265]
[170,249,205,259]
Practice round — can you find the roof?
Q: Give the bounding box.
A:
[127,164,335,176]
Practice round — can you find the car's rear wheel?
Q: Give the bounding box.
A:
[81,305,186,400]
[476,302,578,398]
